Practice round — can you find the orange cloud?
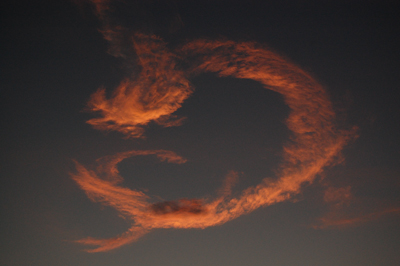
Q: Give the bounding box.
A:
[323,186,352,206]
[86,33,193,138]
[71,0,356,252]
[314,206,400,229]
[72,44,355,245]
[313,185,400,229]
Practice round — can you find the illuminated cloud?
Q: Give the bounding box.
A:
[313,185,400,229]
[314,205,400,229]
[71,0,357,252]
[323,186,352,206]
[71,37,356,251]
[86,33,193,138]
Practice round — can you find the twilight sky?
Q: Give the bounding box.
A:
[1,0,400,265]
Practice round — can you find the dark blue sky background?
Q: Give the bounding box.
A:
[1,0,400,265]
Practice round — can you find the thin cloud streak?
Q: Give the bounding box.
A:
[71,0,355,252]
[312,186,400,229]
[314,207,400,229]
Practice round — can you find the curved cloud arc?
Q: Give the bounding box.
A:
[71,35,355,252]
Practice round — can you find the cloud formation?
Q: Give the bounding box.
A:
[86,33,193,138]
[313,185,400,229]
[71,0,356,252]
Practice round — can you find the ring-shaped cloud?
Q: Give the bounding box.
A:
[71,34,354,252]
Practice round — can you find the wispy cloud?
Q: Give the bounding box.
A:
[71,0,356,252]
[313,185,400,229]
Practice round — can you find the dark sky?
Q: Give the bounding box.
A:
[1,0,400,265]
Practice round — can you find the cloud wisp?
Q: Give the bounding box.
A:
[312,185,400,229]
[71,0,355,252]
[86,32,193,138]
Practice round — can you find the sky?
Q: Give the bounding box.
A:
[1,0,400,265]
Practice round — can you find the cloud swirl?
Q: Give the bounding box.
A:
[71,0,355,252]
